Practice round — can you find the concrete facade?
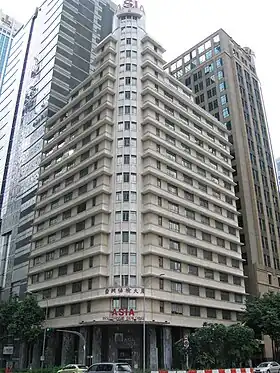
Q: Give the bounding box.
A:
[27,4,245,369]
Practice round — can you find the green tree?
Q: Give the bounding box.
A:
[7,295,45,343]
[177,323,259,369]
[0,296,19,340]
[244,292,280,361]
[0,295,45,342]
[225,324,259,366]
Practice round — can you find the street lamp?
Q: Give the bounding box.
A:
[142,273,165,373]
[26,291,48,372]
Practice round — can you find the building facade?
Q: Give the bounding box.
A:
[27,4,245,369]
[165,29,280,298]
[0,0,116,300]
[0,9,21,94]
[276,158,280,190]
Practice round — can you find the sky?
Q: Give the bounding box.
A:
[2,0,279,157]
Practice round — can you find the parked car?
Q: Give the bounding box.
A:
[87,363,132,373]
[57,364,88,373]
[254,362,280,373]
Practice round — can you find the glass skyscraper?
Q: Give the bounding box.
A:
[0,0,116,301]
[0,9,21,94]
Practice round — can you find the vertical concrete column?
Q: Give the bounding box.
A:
[78,326,89,364]
[61,333,75,365]
[45,334,57,367]
[19,342,28,369]
[31,341,41,369]
[92,327,102,363]
[162,327,172,369]
[149,327,158,370]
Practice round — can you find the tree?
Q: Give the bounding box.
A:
[0,296,19,340]
[0,295,45,342]
[225,324,259,366]
[244,292,280,361]
[8,295,45,343]
[177,323,259,369]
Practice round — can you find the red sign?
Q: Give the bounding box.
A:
[111,308,135,317]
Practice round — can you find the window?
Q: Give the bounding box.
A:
[200,198,208,208]
[216,58,223,67]
[202,232,211,243]
[217,238,225,247]
[189,285,199,296]
[219,82,226,91]
[190,306,200,317]
[203,250,212,261]
[205,269,214,279]
[218,255,227,265]
[220,273,228,283]
[233,276,242,286]
[171,282,182,293]
[169,220,180,232]
[201,215,210,225]
[60,246,69,257]
[75,241,84,251]
[169,240,180,251]
[223,107,230,118]
[171,303,183,315]
[235,294,243,303]
[221,94,228,105]
[186,227,196,237]
[76,221,85,232]
[189,265,198,276]
[73,261,83,272]
[221,291,229,301]
[71,304,81,315]
[57,285,66,296]
[187,245,197,256]
[72,282,82,293]
[61,227,70,238]
[222,310,231,320]
[232,259,240,268]
[186,209,195,220]
[207,308,217,319]
[170,260,181,272]
[160,301,164,313]
[206,288,215,299]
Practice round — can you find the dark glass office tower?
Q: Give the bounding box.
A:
[0,0,116,300]
[165,29,280,299]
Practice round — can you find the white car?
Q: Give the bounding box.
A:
[57,364,88,373]
[254,362,280,373]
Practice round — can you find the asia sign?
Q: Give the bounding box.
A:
[102,308,144,322]
[123,0,139,8]
[117,0,145,13]
[105,287,144,296]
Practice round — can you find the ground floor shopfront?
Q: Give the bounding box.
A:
[1,324,188,370]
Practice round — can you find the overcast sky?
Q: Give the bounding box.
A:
[2,0,279,158]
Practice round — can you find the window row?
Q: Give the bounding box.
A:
[157,234,238,253]
[33,236,95,266]
[31,257,94,283]
[162,258,243,286]
[35,212,98,248]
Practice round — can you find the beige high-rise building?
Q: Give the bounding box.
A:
[165,29,280,298]
[27,4,245,369]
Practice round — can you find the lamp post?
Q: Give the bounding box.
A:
[41,301,49,372]
[142,274,164,373]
